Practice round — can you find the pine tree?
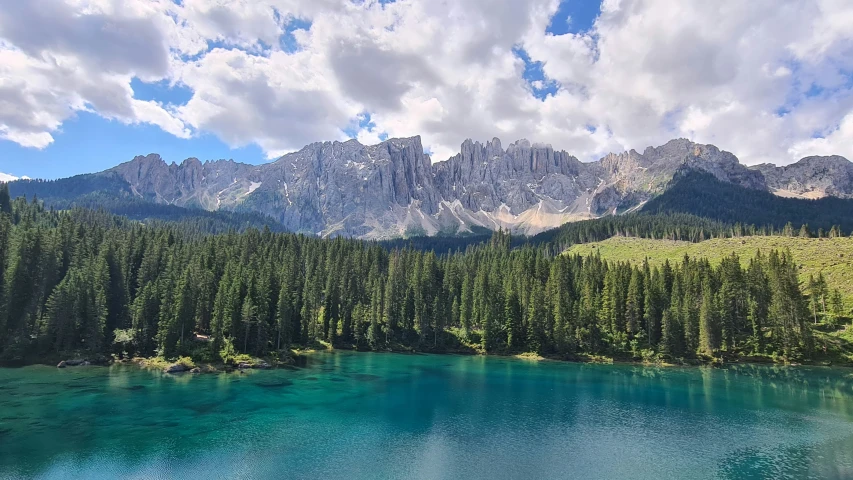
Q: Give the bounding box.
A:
[527,285,546,354]
[828,225,842,238]
[830,289,845,325]
[746,255,771,354]
[698,281,719,356]
[368,293,382,350]
[132,282,161,356]
[159,268,194,357]
[660,309,683,357]
[459,274,473,339]
[808,275,820,324]
[240,297,256,353]
[0,183,11,214]
[276,279,293,349]
[625,269,643,338]
[505,290,523,351]
[718,253,745,350]
[643,266,662,347]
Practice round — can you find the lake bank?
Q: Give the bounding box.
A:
[7,342,851,379]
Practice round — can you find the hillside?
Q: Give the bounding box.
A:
[567,236,853,302]
[7,179,287,234]
[642,168,853,232]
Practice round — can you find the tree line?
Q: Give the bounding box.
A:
[0,184,838,364]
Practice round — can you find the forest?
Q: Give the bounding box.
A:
[0,183,846,365]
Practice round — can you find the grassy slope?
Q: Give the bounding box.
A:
[567,236,853,303]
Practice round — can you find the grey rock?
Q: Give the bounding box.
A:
[88,136,849,238]
[752,155,853,199]
[163,363,190,374]
[57,361,66,368]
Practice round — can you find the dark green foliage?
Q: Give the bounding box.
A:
[0,193,824,363]
[8,173,134,201]
[0,183,11,214]
[7,177,286,235]
[643,167,853,232]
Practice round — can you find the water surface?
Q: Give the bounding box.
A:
[1,352,853,479]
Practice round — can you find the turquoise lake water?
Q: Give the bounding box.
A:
[1,352,853,479]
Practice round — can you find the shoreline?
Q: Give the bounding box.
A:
[2,346,848,372]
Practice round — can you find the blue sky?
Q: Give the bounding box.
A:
[0,0,604,180]
[0,76,270,180]
[0,112,269,179]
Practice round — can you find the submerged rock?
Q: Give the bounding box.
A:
[59,359,89,367]
[236,361,272,370]
[163,363,190,374]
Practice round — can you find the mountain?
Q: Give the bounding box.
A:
[751,156,853,199]
[106,137,768,238]
[642,166,853,231]
[7,137,853,238]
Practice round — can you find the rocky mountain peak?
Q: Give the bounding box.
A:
[132,153,163,163]
[86,135,853,238]
[752,154,853,199]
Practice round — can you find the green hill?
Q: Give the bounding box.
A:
[567,235,853,303]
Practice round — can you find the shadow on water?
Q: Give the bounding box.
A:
[254,379,294,389]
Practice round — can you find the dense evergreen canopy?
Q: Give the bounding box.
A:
[643,168,853,232]
[0,184,825,365]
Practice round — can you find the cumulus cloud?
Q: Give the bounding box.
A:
[1,0,852,165]
[0,0,187,147]
[789,112,853,160]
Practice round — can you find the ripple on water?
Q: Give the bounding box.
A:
[1,353,853,480]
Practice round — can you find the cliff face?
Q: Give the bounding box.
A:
[751,156,853,199]
[98,136,852,238]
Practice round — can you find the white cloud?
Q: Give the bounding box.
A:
[0,0,186,148]
[789,112,853,160]
[1,0,853,165]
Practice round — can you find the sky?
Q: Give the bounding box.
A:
[1,0,852,180]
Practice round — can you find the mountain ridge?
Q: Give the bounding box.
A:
[7,136,853,238]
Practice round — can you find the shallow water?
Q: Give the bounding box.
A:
[1,352,853,479]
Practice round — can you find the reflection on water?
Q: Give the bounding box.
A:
[0,353,852,479]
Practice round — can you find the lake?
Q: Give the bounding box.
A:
[1,352,852,479]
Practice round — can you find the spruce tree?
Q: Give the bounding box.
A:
[505,290,523,351]
[625,269,643,338]
[0,183,11,214]
[698,281,719,356]
[527,286,546,354]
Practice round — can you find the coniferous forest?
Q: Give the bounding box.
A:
[0,183,841,366]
